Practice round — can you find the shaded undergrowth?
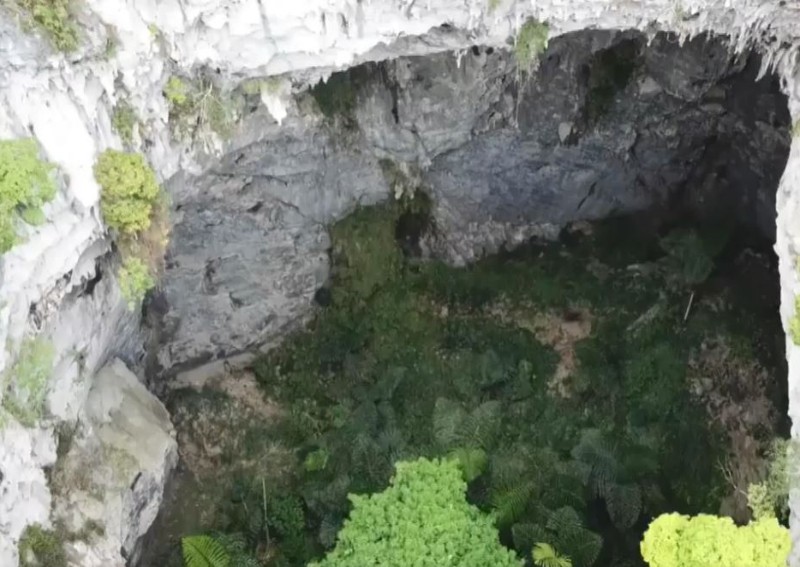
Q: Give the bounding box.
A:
[157,199,784,567]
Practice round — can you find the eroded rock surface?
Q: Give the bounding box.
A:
[157,31,791,372]
[50,359,177,567]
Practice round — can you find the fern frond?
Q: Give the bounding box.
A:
[571,429,619,498]
[433,397,467,449]
[560,528,602,567]
[491,481,534,528]
[463,400,502,449]
[181,535,231,567]
[512,523,549,553]
[533,542,573,567]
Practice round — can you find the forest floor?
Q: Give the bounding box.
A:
[142,200,787,567]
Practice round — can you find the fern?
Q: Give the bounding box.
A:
[546,507,603,567]
[533,542,573,567]
[433,397,467,448]
[181,535,230,567]
[492,480,535,528]
[463,400,502,448]
[571,429,619,497]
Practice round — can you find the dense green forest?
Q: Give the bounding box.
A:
[155,194,789,567]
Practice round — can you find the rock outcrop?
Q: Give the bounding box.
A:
[50,359,177,567]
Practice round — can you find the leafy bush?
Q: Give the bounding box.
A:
[94,150,160,235]
[14,0,79,52]
[164,75,236,141]
[310,458,522,567]
[515,19,549,71]
[111,101,139,146]
[747,439,793,520]
[18,524,66,567]
[118,256,155,308]
[640,513,790,567]
[2,338,55,427]
[0,138,56,253]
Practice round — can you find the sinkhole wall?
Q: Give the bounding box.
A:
[0,1,799,566]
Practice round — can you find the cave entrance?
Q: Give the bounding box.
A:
[141,30,791,567]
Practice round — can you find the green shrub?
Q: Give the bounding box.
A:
[640,513,790,567]
[747,439,792,520]
[165,76,191,109]
[111,101,138,146]
[14,0,79,52]
[268,495,305,540]
[18,524,66,567]
[118,256,155,308]
[0,138,56,253]
[164,75,236,140]
[515,19,549,71]
[2,338,55,427]
[94,150,160,235]
[309,458,522,567]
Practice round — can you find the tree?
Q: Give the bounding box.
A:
[309,457,523,567]
[640,513,790,567]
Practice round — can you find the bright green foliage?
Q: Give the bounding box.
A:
[2,338,55,427]
[790,295,800,345]
[181,533,259,567]
[792,119,800,138]
[640,513,790,567]
[515,19,549,71]
[449,447,489,482]
[15,0,79,52]
[118,256,155,308]
[0,138,56,253]
[533,542,572,567]
[309,458,522,567]
[94,150,160,235]
[488,0,502,12]
[747,439,792,520]
[112,101,139,146]
[165,76,191,108]
[182,535,230,567]
[18,524,66,567]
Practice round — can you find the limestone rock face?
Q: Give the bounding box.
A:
[158,31,791,370]
[51,359,177,567]
[0,1,799,566]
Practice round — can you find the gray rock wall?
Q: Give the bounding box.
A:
[156,30,791,372]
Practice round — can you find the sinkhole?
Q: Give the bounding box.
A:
[140,29,793,567]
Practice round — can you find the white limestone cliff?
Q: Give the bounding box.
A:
[0,1,799,566]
